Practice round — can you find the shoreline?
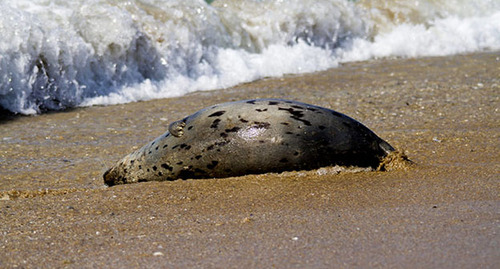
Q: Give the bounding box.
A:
[1,51,499,267]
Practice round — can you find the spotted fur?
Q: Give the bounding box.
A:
[104,99,394,186]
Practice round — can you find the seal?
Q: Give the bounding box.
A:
[103,98,395,186]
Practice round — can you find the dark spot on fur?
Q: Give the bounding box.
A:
[176,161,183,165]
[194,168,206,174]
[180,144,188,149]
[246,100,256,104]
[259,140,265,143]
[285,131,294,135]
[130,160,135,164]
[294,151,299,156]
[220,132,228,138]
[319,125,326,130]
[210,119,221,129]
[147,168,150,172]
[187,126,193,130]
[281,122,289,125]
[152,166,157,171]
[253,121,271,129]
[225,127,241,133]
[216,141,229,147]
[195,155,202,160]
[306,107,317,111]
[172,145,179,149]
[291,116,312,126]
[161,163,173,171]
[239,118,249,123]
[279,158,289,163]
[207,140,229,151]
[208,111,226,117]
[148,151,152,154]
[207,161,219,169]
[138,165,142,169]
[255,108,268,112]
[164,133,170,138]
[279,107,304,118]
[158,172,163,176]
[178,169,195,179]
[155,146,159,151]
[163,144,168,148]
[268,101,279,105]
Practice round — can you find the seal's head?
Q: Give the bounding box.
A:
[103,166,123,186]
[103,159,139,186]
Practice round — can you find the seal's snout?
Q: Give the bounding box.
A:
[103,167,116,187]
[103,163,131,186]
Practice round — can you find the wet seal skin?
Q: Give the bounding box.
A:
[104,99,395,186]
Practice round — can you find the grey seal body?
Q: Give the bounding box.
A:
[104,99,394,186]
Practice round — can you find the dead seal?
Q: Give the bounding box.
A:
[104,98,395,186]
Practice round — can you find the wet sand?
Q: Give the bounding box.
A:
[1,51,499,268]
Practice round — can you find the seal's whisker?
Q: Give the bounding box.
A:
[96,155,110,172]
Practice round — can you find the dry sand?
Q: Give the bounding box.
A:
[0,51,499,268]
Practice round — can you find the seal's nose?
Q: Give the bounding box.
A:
[103,168,115,186]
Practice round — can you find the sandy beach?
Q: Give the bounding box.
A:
[1,51,499,268]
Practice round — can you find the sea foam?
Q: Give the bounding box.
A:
[0,0,499,114]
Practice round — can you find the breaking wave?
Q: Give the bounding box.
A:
[1,0,499,114]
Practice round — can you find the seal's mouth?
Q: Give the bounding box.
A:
[103,168,116,187]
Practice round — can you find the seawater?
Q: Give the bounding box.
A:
[1,0,499,114]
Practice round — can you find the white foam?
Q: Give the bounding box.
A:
[338,11,500,61]
[82,41,337,106]
[1,0,499,114]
